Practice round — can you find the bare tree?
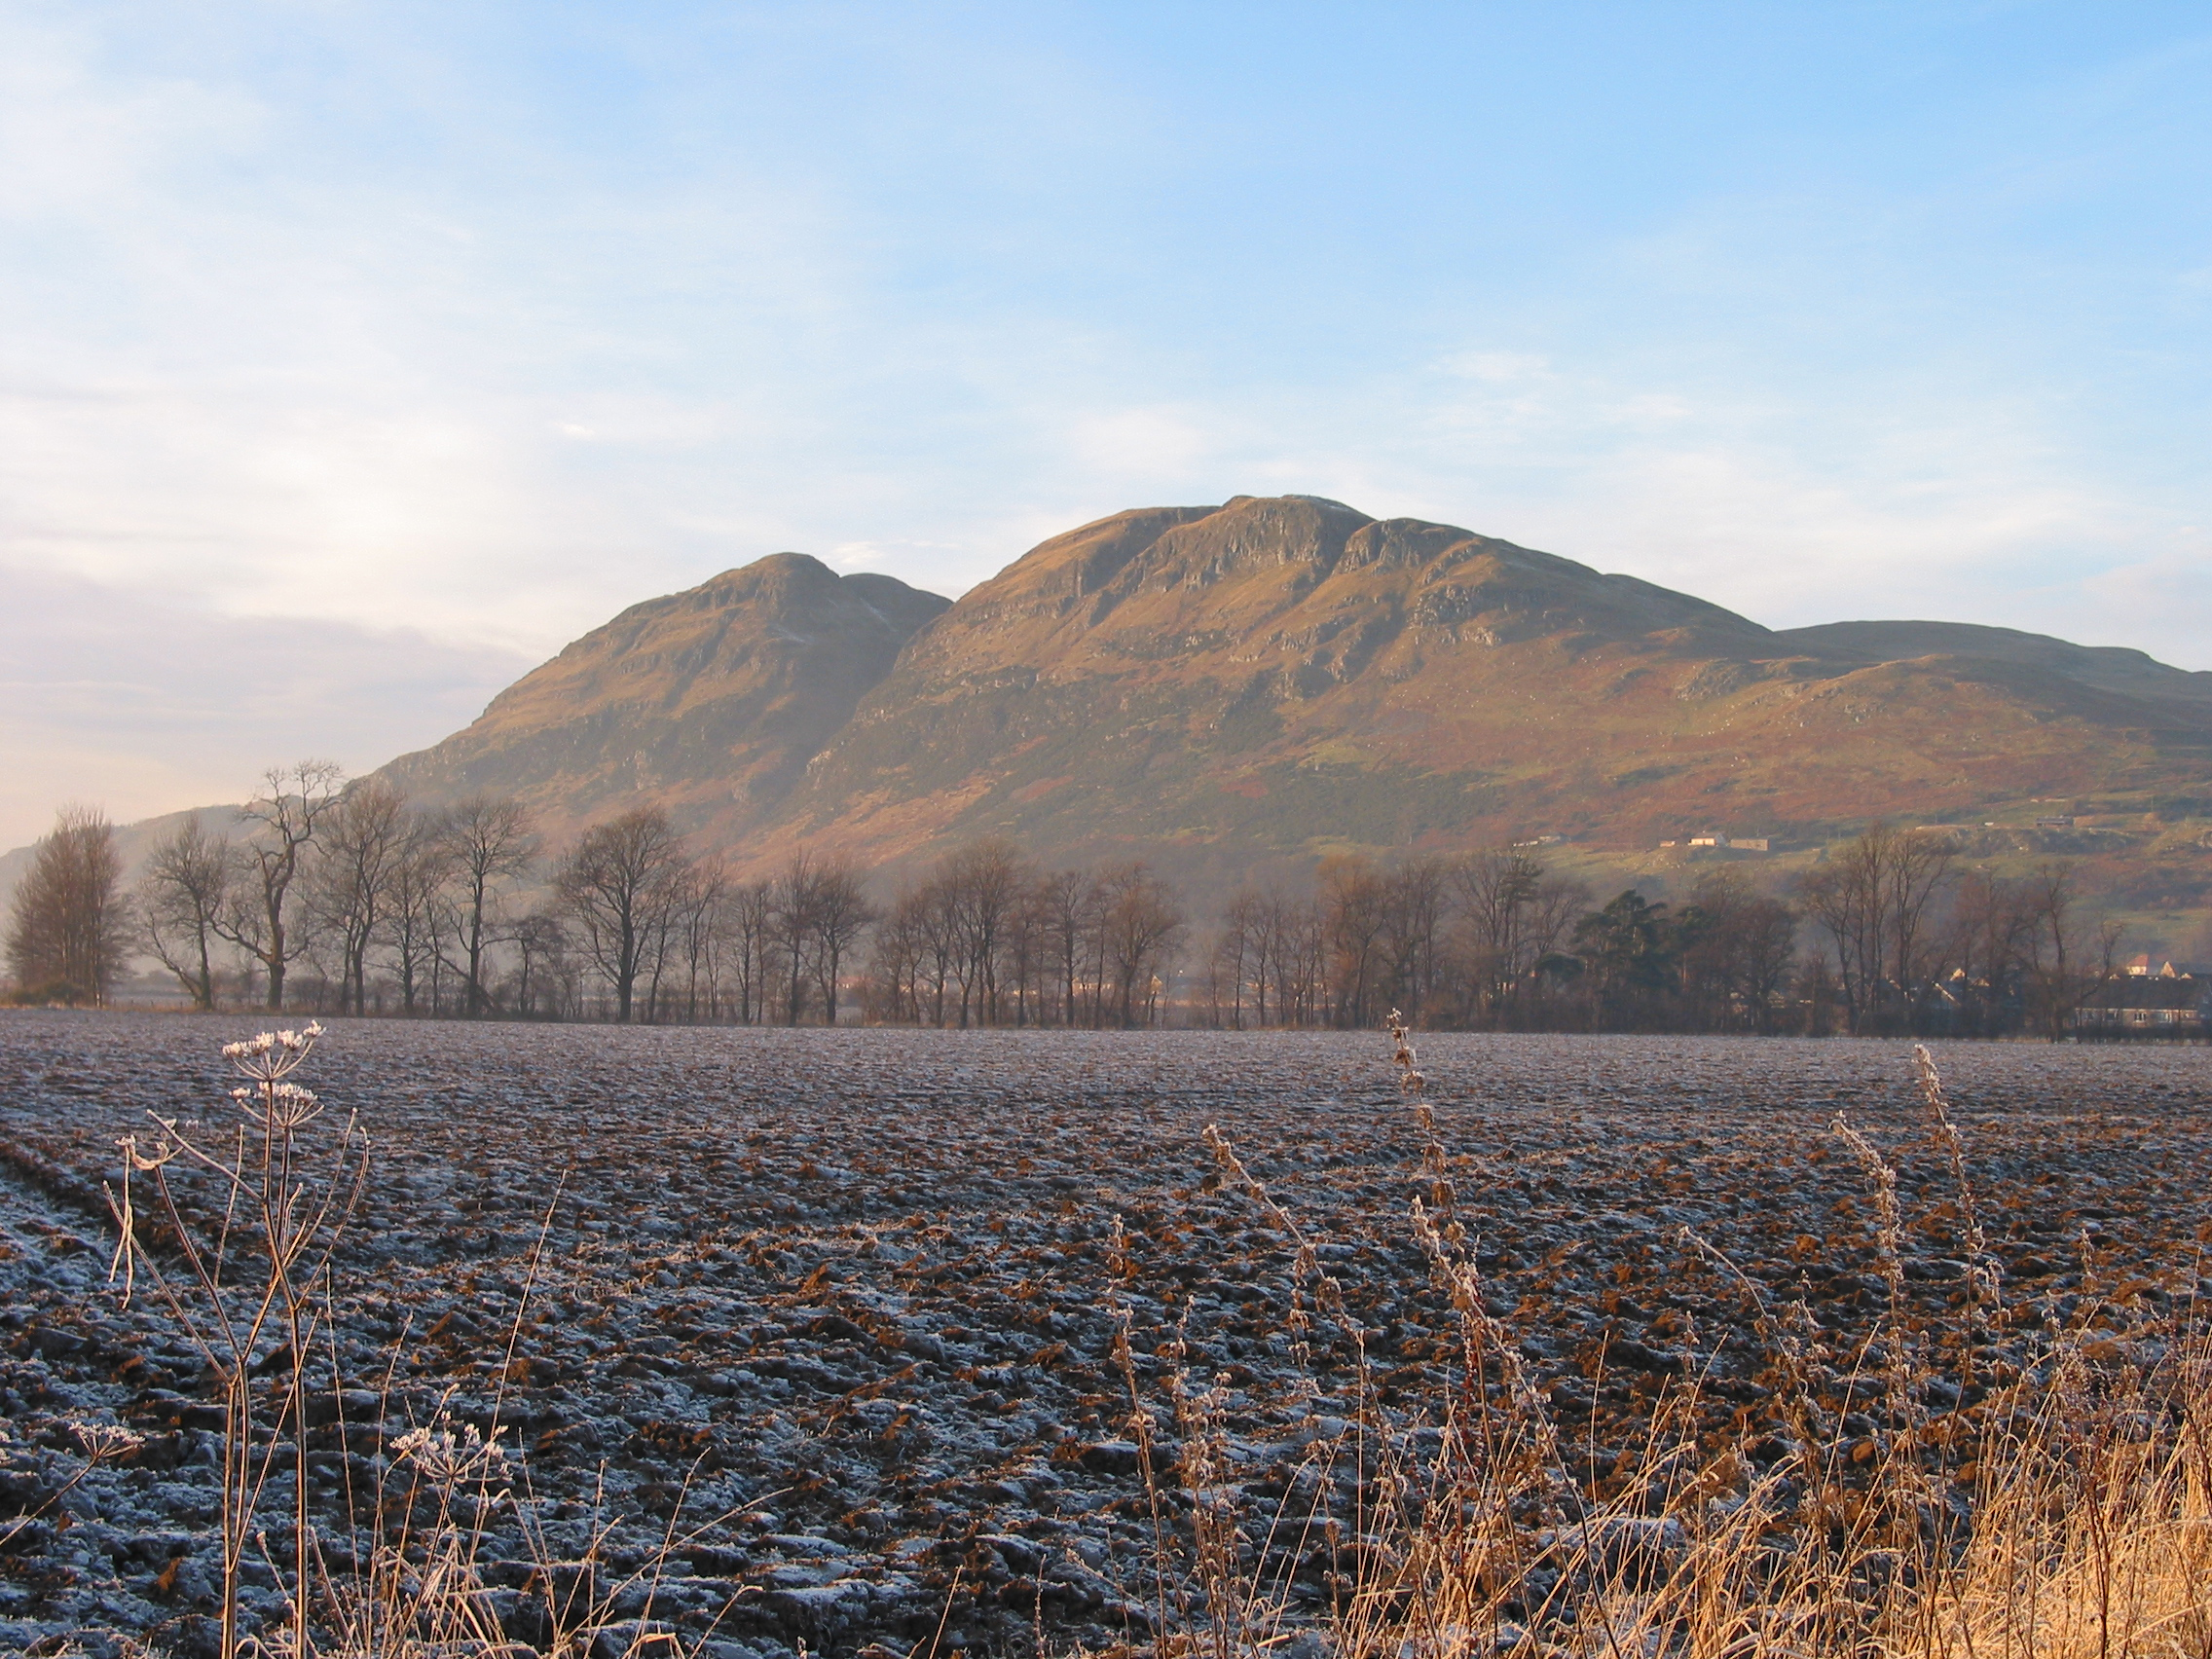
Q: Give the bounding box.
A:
[2018,864,2126,1040]
[213,760,347,1012]
[6,807,126,1004]
[810,859,877,1025]
[1266,893,1331,1027]
[1096,861,1184,1027]
[509,906,572,1020]
[669,863,727,1023]
[1441,850,1589,1027]
[308,780,410,1016]
[1211,892,1263,1027]
[865,886,928,1023]
[721,879,774,1023]
[1798,824,1955,1034]
[1381,858,1450,1023]
[769,853,822,1025]
[1673,867,1797,1032]
[1941,869,2041,1036]
[139,815,235,1012]
[382,826,452,1016]
[1451,850,1541,1021]
[555,807,689,1022]
[1003,878,1050,1025]
[436,796,539,1017]
[1037,869,1096,1027]
[940,838,1029,1026]
[1323,856,1390,1028]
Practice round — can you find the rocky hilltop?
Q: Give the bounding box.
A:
[379,554,948,840]
[747,497,2207,886]
[366,496,2212,900]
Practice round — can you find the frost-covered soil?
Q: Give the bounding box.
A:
[1,1012,2208,1658]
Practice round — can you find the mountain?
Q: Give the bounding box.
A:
[747,496,2212,889]
[362,495,2210,905]
[379,554,948,840]
[12,497,2210,934]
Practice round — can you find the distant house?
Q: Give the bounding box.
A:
[2036,815,2075,829]
[2073,972,2211,1040]
[1688,834,1722,848]
[2122,955,2203,978]
[1727,836,1771,852]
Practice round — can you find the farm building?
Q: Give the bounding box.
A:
[2073,971,2210,1040]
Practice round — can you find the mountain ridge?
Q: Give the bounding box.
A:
[8,497,2209,940]
[377,551,948,833]
[730,496,2211,889]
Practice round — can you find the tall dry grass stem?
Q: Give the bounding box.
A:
[1132,1022,2212,1659]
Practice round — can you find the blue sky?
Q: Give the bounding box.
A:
[3,2,2210,843]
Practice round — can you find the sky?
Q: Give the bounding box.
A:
[4,1,2210,847]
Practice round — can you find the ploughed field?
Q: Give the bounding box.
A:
[1,1013,2208,1658]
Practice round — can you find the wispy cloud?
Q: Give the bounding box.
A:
[3,1,2210,847]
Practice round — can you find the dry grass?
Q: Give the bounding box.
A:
[1132,1038,2212,1659]
[82,1022,2212,1659]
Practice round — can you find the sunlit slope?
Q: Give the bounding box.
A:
[757,496,2212,873]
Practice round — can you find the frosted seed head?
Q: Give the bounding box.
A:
[71,1421,146,1460]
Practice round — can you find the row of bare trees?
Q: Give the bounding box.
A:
[864,840,1186,1028]
[554,827,873,1026]
[1187,828,2125,1035]
[128,765,551,1017]
[127,765,890,1024]
[1797,824,2121,1037]
[1,781,2132,1037]
[6,772,1191,1025]
[0,766,785,1021]
[1198,850,1605,1030]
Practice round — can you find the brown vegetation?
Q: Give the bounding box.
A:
[4,806,126,1005]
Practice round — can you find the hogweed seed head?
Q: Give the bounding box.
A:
[72,1421,146,1460]
[391,1418,511,1489]
[223,1021,324,1084]
[232,1080,323,1130]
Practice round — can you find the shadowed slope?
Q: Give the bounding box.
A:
[377,554,949,840]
